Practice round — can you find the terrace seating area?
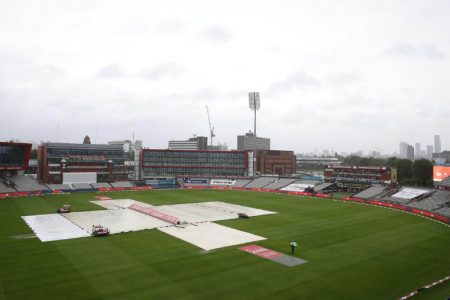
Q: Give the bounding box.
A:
[263,178,297,190]
[378,187,433,204]
[71,183,94,190]
[244,177,277,189]
[408,191,450,212]
[10,176,48,192]
[0,181,16,193]
[46,184,74,191]
[110,181,134,188]
[233,179,252,187]
[313,182,335,193]
[280,179,321,192]
[434,207,450,217]
[352,186,387,200]
[91,182,112,189]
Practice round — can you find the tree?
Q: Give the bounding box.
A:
[395,159,413,185]
[412,159,433,186]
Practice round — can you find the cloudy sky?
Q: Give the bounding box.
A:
[1,0,449,154]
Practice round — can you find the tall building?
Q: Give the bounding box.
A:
[415,143,421,158]
[237,131,270,151]
[399,142,408,159]
[434,135,441,153]
[426,145,433,159]
[406,144,414,161]
[168,136,208,151]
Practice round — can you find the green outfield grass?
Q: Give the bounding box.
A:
[0,190,449,299]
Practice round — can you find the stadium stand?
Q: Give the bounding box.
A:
[244,177,277,189]
[434,207,450,217]
[313,182,335,193]
[391,188,429,199]
[91,182,112,189]
[46,184,74,191]
[233,179,252,187]
[379,187,434,204]
[352,186,387,200]
[10,176,48,192]
[263,178,297,190]
[408,191,450,211]
[0,181,16,193]
[72,183,95,190]
[280,179,321,192]
[435,176,450,190]
[110,181,134,188]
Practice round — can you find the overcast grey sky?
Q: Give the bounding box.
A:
[1,0,449,154]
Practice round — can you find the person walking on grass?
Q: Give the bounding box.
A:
[290,241,298,255]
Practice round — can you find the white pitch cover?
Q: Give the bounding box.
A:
[22,214,90,242]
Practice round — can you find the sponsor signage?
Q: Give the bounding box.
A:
[239,245,284,259]
[433,166,450,182]
[210,179,236,186]
[184,178,208,184]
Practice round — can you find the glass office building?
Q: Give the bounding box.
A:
[141,149,249,178]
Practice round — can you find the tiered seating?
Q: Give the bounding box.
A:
[280,180,321,192]
[110,181,134,188]
[313,182,335,193]
[352,186,387,200]
[244,177,277,189]
[10,176,48,192]
[263,178,297,190]
[91,182,112,189]
[379,187,433,204]
[72,183,94,190]
[434,207,450,217]
[379,196,412,205]
[0,181,16,193]
[408,191,450,211]
[233,179,252,187]
[391,188,430,200]
[46,184,73,191]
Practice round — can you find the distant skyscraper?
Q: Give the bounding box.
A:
[434,135,441,153]
[426,145,433,159]
[399,142,408,158]
[406,144,414,161]
[168,136,208,150]
[415,143,421,158]
[237,131,270,151]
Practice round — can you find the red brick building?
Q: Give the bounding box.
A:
[255,150,296,176]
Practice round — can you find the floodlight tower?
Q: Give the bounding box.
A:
[248,92,260,178]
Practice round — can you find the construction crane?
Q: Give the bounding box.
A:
[206,105,215,147]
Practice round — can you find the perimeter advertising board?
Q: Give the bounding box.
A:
[433,166,450,182]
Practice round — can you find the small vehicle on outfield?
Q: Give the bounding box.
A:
[238,212,249,219]
[57,204,71,213]
[92,225,110,237]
